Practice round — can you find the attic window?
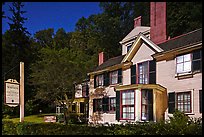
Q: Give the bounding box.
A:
[127,42,133,52]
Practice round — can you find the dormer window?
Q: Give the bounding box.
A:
[127,45,132,52]
[127,42,134,52]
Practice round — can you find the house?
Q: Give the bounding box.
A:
[56,79,90,122]
[87,2,202,124]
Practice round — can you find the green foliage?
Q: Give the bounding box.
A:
[3,112,202,135]
[25,99,39,116]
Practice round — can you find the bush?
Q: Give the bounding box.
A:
[2,112,202,135]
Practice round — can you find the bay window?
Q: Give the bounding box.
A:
[121,90,135,120]
[141,89,153,121]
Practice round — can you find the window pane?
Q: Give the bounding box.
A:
[184,54,191,62]
[177,56,183,63]
[177,63,183,73]
[184,62,191,72]
[131,114,134,119]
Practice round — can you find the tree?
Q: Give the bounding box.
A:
[167,2,202,38]
[34,28,54,48]
[2,2,36,117]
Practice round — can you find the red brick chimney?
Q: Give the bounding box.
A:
[150,2,167,44]
[98,52,105,66]
[134,16,141,28]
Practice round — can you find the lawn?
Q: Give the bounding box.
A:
[3,113,56,123]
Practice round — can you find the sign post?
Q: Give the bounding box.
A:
[20,62,24,122]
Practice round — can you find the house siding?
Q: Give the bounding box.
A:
[157,59,202,119]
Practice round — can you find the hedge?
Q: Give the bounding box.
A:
[2,120,202,135]
[2,111,202,135]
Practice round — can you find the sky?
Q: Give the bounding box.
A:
[2,2,102,36]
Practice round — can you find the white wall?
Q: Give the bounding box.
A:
[157,59,202,119]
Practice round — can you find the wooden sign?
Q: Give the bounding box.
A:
[44,116,56,123]
[4,79,20,107]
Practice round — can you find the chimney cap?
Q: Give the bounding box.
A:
[134,16,141,21]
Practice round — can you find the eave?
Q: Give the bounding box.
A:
[115,84,167,93]
[152,41,202,61]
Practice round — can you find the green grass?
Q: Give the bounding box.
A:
[3,113,56,123]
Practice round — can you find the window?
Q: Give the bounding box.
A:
[80,102,85,113]
[138,61,148,84]
[82,84,89,97]
[192,50,202,73]
[72,103,76,112]
[110,70,118,85]
[127,45,132,52]
[109,97,116,111]
[176,92,191,113]
[121,90,135,120]
[93,99,102,112]
[199,90,202,113]
[168,91,192,114]
[141,89,153,121]
[176,53,192,74]
[95,74,104,87]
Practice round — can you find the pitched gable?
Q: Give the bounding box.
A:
[122,33,163,63]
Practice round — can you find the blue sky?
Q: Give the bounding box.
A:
[2,2,102,36]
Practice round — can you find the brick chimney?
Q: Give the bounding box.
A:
[150,2,167,44]
[98,52,105,66]
[134,16,141,28]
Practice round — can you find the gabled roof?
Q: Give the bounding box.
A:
[94,55,125,72]
[120,26,150,44]
[122,32,163,63]
[157,28,202,52]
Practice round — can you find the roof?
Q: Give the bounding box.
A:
[94,55,125,71]
[158,28,202,52]
[120,26,150,44]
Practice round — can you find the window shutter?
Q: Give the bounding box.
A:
[86,85,89,96]
[104,72,109,86]
[168,92,175,113]
[93,99,96,112]
[199,90,202,113]
[102,96,109,112]
[149,60,156,84]
[116,91,120,121]
[192,49,202,72]
[118,68,122,84]
[94,75,96,88]
[147,89,153,121]
[131,64,136,84]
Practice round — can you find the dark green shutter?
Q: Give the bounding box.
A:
[149,60,156,84]
[104,72,109,86]
[116,91,120,121]
[94,75,96,88]
[199,90,202,113]
[192,49,202,72]
[118,69,122,84]
[168,92,175,113]
[102,96,109,112]
[86,84,89,96]
[131,64,136,84]
[93,99,96,112]
[147,89,153,121]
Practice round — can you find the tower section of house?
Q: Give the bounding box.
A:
[153,28,202,119]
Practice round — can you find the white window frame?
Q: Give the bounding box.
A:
[96,74,104,87]
[176,53,192,75]
[110,70,118,85]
